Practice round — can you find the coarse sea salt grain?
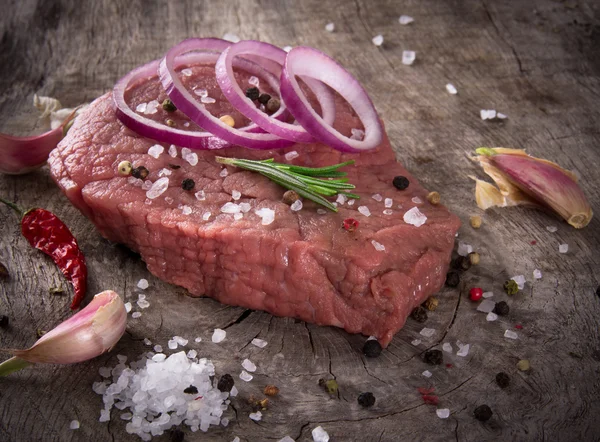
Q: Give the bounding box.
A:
[181,206,192,215]
[372,35,384,46]
[137,299,150,309]
[383,209,393,215]
[187,349,197,359]
[220,168,229,177]
[290,200,303,212]
[146,177,169,199]
[152,353,166,362]
[457,241,473,257]
[422,370,432,378]
[404,206,427,227]
[350,128,365,140]
[336,194,348,205]
[202,212,211,221]
[546,225,558,233]
[153,345,163,353]
[477,299,496,313]
[279,437,295,442]
[141,180,153,191]
[212,329,226,343]
[283,45,293,52]
[137,279,149,290]
[194,88,208,98]
[70,420,80,430]
[148,144,164,158]
[511,275,526,290]
[402,50,416,65]
[181,68,193,77]
[194,337,202,343]
[145,100,159,115]
[442,343,453,353]
[480,109,497,120]
[371,240,385,252]
[249,411,262,421]
[456,344,470,357]
[201,96,216,104]
[143,338,152,346]
[255,207,275,225]
[135,103,147,113]
[420,327,435,338]
[436,409,450,419]
[559,243,569,254]
[231,190,241,201]
[399,15,414,25]
[486,312,498,321]
[411,339,421,346]
[312,426,330,442]
[221,202,241,214]
[384,198,393,208]
[159,168,172,177]
[223,33,240,43]
[195,190,206,201]
[325,22,335,32]
[168,145,177,157]
[372,193,383,202]
[168,339,178,349]
[497,113,507,119]
[284,150,299,161]
[252,338,268,348]
[242,359,257,372]
[446,83,458,95]
[248,76,260,86]
[131,312,141,319]
[412,196,422,204]
[358,206,371,217]
[533,269,542,279]
[239,370,253,382]
[347,199,355,206]
[504,330,518,340]
[239,202,251,213]
[483,291,494,298]
[317,209,327,214]
[124,302,132,313]
[233,213,243,221]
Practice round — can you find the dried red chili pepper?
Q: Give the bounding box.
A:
[0,198,87,309]
[342,218,359,232]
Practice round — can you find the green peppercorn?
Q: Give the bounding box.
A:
[410,306,428,323]
[324,379,338,395]
[266,98,281,113]
[445,271,460,287]
[358,392,376,407]
[504,279,519,295]
[392,176,410,190]
[131,166,149,180]
[181,178,195,191]
[217,374,234,392]
[493,301,510,316]
[363,339,382,358]
[423,349,443,365]
[474,404,493,422]
[517,359,530,371]
[162,98,177,112]
[183,385,198,394]
[496,372,510,388]
[258,93,271,105]
[245,87,260,100]
[0,315,8,328]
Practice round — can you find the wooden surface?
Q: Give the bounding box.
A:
[1,0,600,441]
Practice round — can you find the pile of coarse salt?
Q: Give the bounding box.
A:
[93,351,232,440]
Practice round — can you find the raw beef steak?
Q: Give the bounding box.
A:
[49,66,460,346]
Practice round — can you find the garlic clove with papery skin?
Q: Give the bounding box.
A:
[0,290,127,376]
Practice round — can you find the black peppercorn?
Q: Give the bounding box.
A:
[258,93,271,105]
[170,429,185,442]
[162,98,177,112]
[445,271,460,288]
[453,256,471,272]
[410,306,428,323]
[493,301,510,316]
[217,374,235,392]
[423,349,443,365]
[495,372,510,388]
[183,385,198,394]
[245,87,260,100]
[363,339,382,358]
[392,176,410,190]
[181,178,195,191]
[357,392,376,407]
[473,404,493,422]
[0,315,8,328]
[131,166,149,180]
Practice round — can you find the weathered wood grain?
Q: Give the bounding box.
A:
[1,0,599,441]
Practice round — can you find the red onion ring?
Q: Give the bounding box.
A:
[280,46,383,152]
[159,39,294,149]
[216,40,336,143]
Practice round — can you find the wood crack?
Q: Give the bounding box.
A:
[482,1,526,74]
[223,309,252,329]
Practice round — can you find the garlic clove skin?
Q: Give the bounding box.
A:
[475,148,593,229]
[8,290,127,366]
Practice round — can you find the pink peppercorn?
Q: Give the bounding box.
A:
[469,287,483,301]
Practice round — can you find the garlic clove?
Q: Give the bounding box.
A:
[0,291,126,375]
[474,148,593,229]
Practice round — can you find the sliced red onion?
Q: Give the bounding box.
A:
[280,46,383,152]
[159,39,293,150]
[216,40,335,143]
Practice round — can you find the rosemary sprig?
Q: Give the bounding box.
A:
[215,157,359,212]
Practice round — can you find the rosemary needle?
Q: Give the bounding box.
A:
[215,157,359,212]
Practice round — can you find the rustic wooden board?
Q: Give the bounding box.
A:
[1,0,599,441]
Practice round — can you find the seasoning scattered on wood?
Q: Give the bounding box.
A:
[418,387,439,405]
[183,385,198,394]
[0,198,87,310]
[245,87,260,101]
[423,349,443,365]
[217,373,235,392]
[470,215,482,229]
[118,160,132,176]
[493,301,510,316]
[49,287,65,296]
[357,392,376,407]
[318,378,339,395]
[363,339,382,358]
[426,191,440,204]
[517,359,530,371]
[445,271,460,287]
[410,306,428,323]
[162,98,177,112]
[504,280,519,295]
[264,385,279,396]
[0,315,8,328]
[0,262,8,280]
[469,287,483,302]
[496,372,510,388]
[342,218,359,232]
[181,178,195,191]
[282,190,300,205]
[392,176,410,190]
[423,297,439,311]
[131,166,149,180]
[258,93,271,105]
[468,252,480,265]
[474,404,493,421]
